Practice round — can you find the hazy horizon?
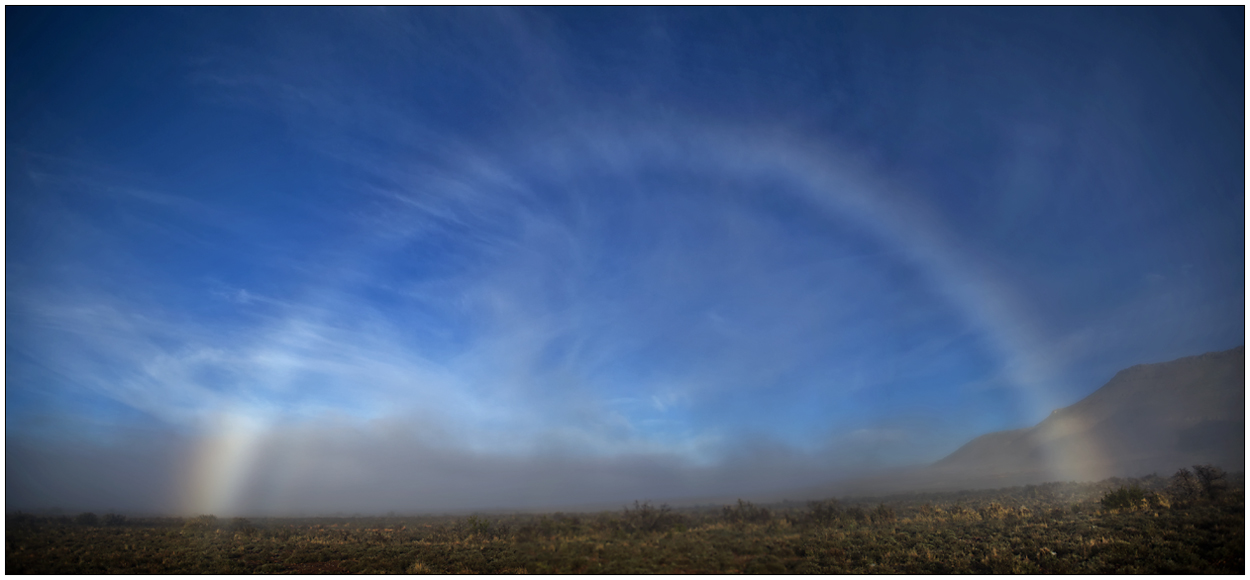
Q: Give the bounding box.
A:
[7,7,1244,517]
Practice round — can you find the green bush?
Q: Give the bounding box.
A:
[1192,464,1229,501]
[9,512,40,529]
[1100,486,1146,511]
[466,515,492,536]
[620,501,686,533]
[916,503,938,520]
[721,499,771,526]
[1166,468,1203,506]
[844,505,869,524]
[1145,491,1171,509]
[872,503,896,523]
[980,501,1011,520]
[805,499,842,526]
[184,514,219,530]
[230,517,256,535]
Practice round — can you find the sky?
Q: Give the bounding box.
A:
[6,7,1244,516]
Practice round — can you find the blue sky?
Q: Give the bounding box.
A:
[7,7,1244,515]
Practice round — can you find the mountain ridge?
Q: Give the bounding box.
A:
[784,347,1246,499]
[930,346,1244,485]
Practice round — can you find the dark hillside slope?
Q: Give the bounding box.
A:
[928,346,1244,488]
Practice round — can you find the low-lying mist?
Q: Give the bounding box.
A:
[7,419,920,517]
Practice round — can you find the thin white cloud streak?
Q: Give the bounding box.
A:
[8,8,1241,520]
[358,117,1062,413]
[12,259,738,461]
[12,8,1187,514]
[10,172,949,509]
[184,8,1235,411]
[12,286,422,422]
[17,48,1059,474]
[543,122,1068,410]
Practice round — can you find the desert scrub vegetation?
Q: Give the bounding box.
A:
[7,469,1242,574]
[1100,485,1149,511]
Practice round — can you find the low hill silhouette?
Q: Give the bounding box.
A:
[932,346,1243,483]
[799,347,1244,498]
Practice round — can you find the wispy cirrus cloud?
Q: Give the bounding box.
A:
[8,7,1240,516]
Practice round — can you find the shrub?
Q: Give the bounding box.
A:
[620,501,685,533]
[75,512,99,526]
[743,554,786,574]
[872,503,896,523]
[979,502,1011,520]
[466,515,492,536]
[184,514,219,530]
[721,499,771,526]
[1192,464,1229,501]
[102,513,127,527]
[844,506,870,524]
[230,517,256,535]
[1100,486,1147,511]
[805,499,842,526]
[9,512,40,530]
[916,503,938,520]
[1166,468,1203,506]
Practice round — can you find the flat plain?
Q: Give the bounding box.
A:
[6,470,1242,574]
